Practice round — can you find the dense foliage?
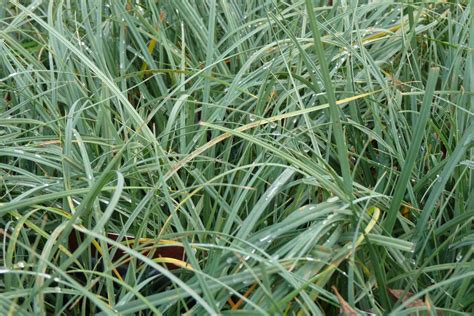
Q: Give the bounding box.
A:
[0,1,473,315]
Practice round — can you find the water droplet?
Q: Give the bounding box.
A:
[303,147,310,153]
[54,277,60,282]
[292,118,298,124]
[460,160,474,169]
[456,253,462,261]
[248,114,256,122]
[13,149,24,154]
[259,235,272,243]
[269,122,277,129]
[17,261,25,269]
[327,196,339,203]
[34,154,41,158]
[272,131,281,136]
[226,257,233,264]
[267,187,278,198]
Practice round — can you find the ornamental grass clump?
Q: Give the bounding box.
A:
[0,1,472,315]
